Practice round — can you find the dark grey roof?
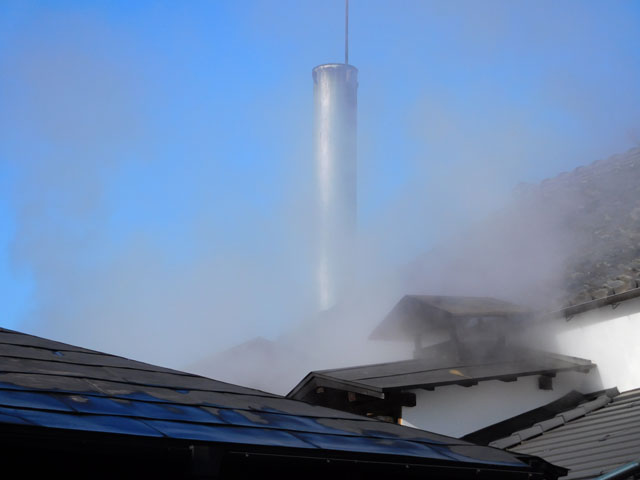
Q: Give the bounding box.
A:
[462,389,619,446]
[491,388,640,479]
[544,148,640,307]
[0,326,561,477]
[288,345,594,400]
[371,295,532,341]
[549,285,640,320]
[405,147,640,312]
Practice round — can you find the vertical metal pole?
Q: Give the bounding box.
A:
[312,63,358,311]
[345,0,349,64]
[311,0,357,311]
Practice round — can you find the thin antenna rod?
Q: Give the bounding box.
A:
[345,0,349,64]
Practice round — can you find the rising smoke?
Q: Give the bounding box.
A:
[1,2,639,394]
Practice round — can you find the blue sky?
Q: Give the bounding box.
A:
[1,0,639,367]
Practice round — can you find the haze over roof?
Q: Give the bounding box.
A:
[371,295,532,341]
[406,148,640,312]
[491,388,640,480]
[0,326,564,477]
[289,346,594,401]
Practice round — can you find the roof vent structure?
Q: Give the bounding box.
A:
[370,295,533,359]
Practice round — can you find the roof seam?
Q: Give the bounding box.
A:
[0,371,280,400]
[0,353,196,376]
[0,386,382,422]
[0,402,468,448]
[490,394,613,449]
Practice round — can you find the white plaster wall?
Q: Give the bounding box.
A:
[400,369,600,438]
[541,296,640,392]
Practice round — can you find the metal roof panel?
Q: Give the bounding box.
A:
[291,349,593,395]
[146,420,314,448]
[0,405,165,437]
[0,326,563,476]
[0,388,74,412]
[496,388,640,479]
[293,431,457,460]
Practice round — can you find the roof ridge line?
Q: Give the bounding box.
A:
[489,390,618,449]
[529,146,640,187]
[314,348,593,377]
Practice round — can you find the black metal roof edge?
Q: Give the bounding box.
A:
[0,400,466,447]
[378,363,596,393]
[0,422,563,478]
[225,448,566,479]
[290,352,595,396]
[286,372,384,401]
[532,350,594,366]
[545,286,640,320]
[488,388,620,450]
[508,452,569,479]
[461,389,617,445]
[313,356,427,375]
[313,373,385,398]
[285,371,315,398]
[432,363,596,388]
[308,347,593,378]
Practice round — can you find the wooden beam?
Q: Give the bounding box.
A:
[459,380,479,388]
[538,375,553,390]
[387,392,416,408]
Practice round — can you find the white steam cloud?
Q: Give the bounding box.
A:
[1,2,639,393]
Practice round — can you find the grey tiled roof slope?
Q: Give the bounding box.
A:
[499,388,640,479]
[525,147,640,307]
[407,147,640,310]
[0,326,556,475]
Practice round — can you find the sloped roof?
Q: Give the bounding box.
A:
[370,295,532,341]
[0,326,561,477]
[490,388,640,479]
[406,147,640,312]
[288,345,594,400]
[462,389,619,446]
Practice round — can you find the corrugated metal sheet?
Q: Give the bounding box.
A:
[0,326,552,474]
[506,388,640,479]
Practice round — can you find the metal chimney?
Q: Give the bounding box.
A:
[313,62,358,310]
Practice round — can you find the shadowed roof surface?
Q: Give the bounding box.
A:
[288,345,594,400]
[371,295,532,341]
[0,326,562,476]
[490,388,640,479]
[406,148,640,313]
